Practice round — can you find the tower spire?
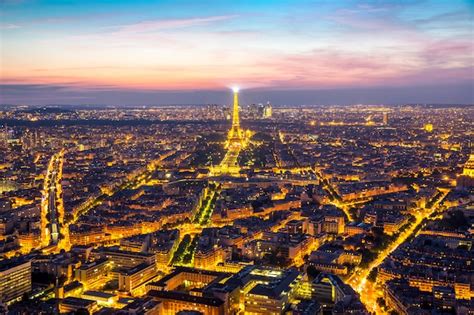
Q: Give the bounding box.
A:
[229,87,242,140]
[232,87,240,129]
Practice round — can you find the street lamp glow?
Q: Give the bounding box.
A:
[232,86,240,93]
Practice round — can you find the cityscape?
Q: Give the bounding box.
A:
[1,1,473,315]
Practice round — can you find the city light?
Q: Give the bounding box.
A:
[1,0,471,314]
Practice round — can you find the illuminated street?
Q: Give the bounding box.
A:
[347,189,451,313]
[40,150,68,251]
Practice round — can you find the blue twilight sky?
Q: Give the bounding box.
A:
[0,0,473,105]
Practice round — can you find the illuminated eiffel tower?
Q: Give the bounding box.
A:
[227,87,244,146]
[210,87,250,176]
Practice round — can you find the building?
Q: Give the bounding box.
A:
[344,222,370,236]
[194,246,226,269]
[81,290,117,307]
[148,290,225,315]
[146,266,302,315]
[310,273,366,313]
[383,279,471,315]
[287,219,307,234]
[75,258,109,288]
[59,296,98,314]
[263,102,272,119]
[118,262,158,295]
[243,268,300,314]
[145,268,230,314]
[119,297,162,315]
[18,232,41,253]
[93,247,156,269]
[323,215,345,234]
[457,154,474,189]
[0,259,31,305]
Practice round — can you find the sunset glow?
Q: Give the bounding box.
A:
[1,0,473,104]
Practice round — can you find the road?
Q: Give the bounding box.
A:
[312,168,355,221]
[193,187,219,225]
[41,150,67,249]
[347,188,450,314]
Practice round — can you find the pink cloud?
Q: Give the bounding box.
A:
[419,40,473,66]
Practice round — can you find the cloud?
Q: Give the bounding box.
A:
[112,15,238,34]
[419,40,474,67]
[2,1,472,99]
[413,10,472,25]
[0,23,20,29]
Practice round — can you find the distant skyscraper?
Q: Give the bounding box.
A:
[248,103,259,119]
[263,102,272,119]
[383,112,388,125]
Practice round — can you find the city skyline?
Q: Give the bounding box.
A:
[0,1,473,315]
[0,89,473,314]
[1,0,473,105]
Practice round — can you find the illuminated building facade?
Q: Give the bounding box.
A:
[310,273,360,305]
[323,215,345,234]
[0,259,32,305]
[462,154,474,177]
[18,232,41,253]
[59,297,98,314]
[194,246,226,269]
[457,154,474,188]
[74,258,109,288]
[146,267,230,315]
[118,262,158,295]
[145,266,303,315]
[378,267,473,300]
[148,290,225,315]
[263,101,273,119]
[93,248,156,269]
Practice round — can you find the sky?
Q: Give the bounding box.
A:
[0,0,473,105]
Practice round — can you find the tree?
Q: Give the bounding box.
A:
[75,308,90,315]
[368,268,378,282]
[306,265,321,280]
[376,297,386,308]
[21,292,29,302]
